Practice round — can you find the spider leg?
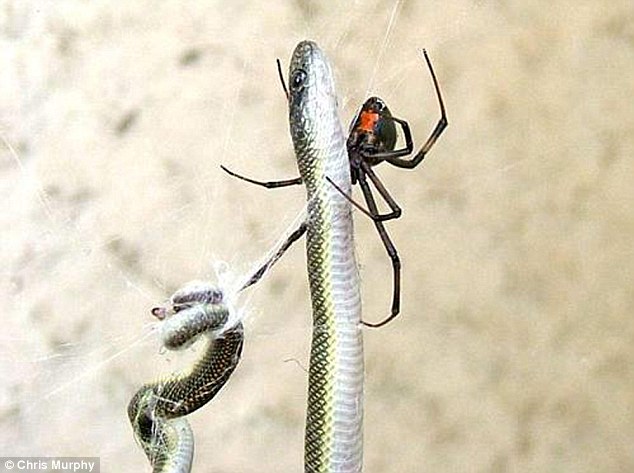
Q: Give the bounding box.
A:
[276,59,289,101]
[325,163,401,222]
[325,176,375,220]
[356,171,401,328]
[359,161,401,220]
[220,165,303,189]
[219,60,296,190]
[383,49,448,169]
[240,222,307,291]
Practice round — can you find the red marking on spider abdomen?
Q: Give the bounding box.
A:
[358,111,379,133]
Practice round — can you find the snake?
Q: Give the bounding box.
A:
[127,281,243,473]
[128,40,364,473]
[287,40,364,473]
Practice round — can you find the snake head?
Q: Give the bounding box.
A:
[151,305,170,320]
[151,281,224,320]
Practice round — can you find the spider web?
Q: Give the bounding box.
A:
[0,1,473,471]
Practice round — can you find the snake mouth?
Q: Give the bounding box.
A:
[151,306,168,320]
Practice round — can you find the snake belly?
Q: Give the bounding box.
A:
[288,41,364,473]
[128,282,244,473]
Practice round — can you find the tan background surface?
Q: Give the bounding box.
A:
[2,1,633,472]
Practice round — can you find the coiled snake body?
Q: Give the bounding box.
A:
[128,282,243,473]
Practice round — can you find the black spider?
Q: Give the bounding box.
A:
[223,50,447,328]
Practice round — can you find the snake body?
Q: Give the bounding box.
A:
[128,282,243,473]
[288,41,364,473]
[129,41,363,473]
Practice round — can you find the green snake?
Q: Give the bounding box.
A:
[287,40,364,473]
[129,40,364,473]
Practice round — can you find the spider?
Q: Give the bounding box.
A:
[222,50,447,328]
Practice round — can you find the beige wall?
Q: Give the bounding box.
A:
[2,1,633,471]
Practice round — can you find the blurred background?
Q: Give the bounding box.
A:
[2,1,633,471]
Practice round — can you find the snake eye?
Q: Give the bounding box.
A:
[291,69,307,91]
